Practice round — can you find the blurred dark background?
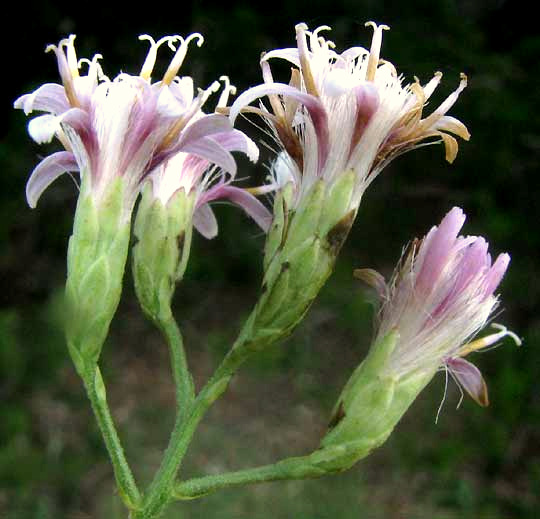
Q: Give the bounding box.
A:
[1,0,539,517]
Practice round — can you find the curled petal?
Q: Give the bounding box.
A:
[353,268,388,301]
[14,83,69,115]
[179,114,233,147]
[193,203,218,239]
[28,114,62,143]
[229,82,329,171]
[231,82,321,125]
[440,132,459,163]
[181,137,237,175]
[340,46,370,61]
[60,107,92,133]
[210,130,259,163]
[447,357,489,407]
[433,115,471,141]
[262,48,301,68]
[204,185,272,232]
[26,151,79,208]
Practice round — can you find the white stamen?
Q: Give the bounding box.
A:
[216,76,237,108]
[365,22,389,82]
[459,323,522,356]
[78,54,109,83]
[64,35,79,78]
[162,33,204,85]
[139,35,181,80]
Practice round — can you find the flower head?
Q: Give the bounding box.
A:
[356,207,520,406]
[230,22,470,210]
[14,34,263,224]
[147,76,270,238]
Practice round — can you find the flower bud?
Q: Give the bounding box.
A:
[132,185,195,322]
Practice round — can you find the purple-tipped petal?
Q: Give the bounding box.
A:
[416,207,466,293]
[204,185,272,232]
[14,83,70,115]
[350,82,380,152]
[179,114,233,147]
[484,253,510,298]
[193,203,218,239]
[447,357,489,406]
[181,137,237,175]
[60,107,92,133]
[229,82,329,171]
[452,237,490,295]
[210,130,259,163]
[26,151,79,208]
[230,82,320,124]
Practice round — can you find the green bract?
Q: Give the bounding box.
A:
[319,331,434,469]
[132,185,195,323]
[238,170,357,352]
[64,177,131,375]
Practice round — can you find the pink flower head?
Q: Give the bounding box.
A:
[356,207,520,406]
[230,23,470,210]
[14,34,264,225]
[148,78,271,238]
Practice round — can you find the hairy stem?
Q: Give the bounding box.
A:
[134,345,248,518]
[83,366,141,510]
[157,315,194,422]
[173,456,326,500]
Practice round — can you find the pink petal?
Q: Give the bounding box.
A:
[179,114,233,148]
[193,203,218,239]
[350,82,380,154]
[26,151,79,208]
[229,82,329,171]
[210,130,259,163]
[14,83,69,115]
[61,107,92,133]
[181,137,237,175]
[415,207,466,294]
[447,357,489,407]
[452,237,490,294]
[202,185,272,232]
[484,253,510,298]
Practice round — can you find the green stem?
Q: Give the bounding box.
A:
[83,366,141,510]
[157,315,194,421]
[134,345,248,519]
[172,456,325,500]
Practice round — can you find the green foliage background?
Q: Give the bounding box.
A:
[1,1,539,517]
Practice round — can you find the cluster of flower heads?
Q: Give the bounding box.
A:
[14,33,270,234]
[15,23,518,406]
[230,22,470,209]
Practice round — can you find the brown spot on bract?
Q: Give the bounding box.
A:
[328,401,346,430]
[176,231,185,251]
[326,211,355,255]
